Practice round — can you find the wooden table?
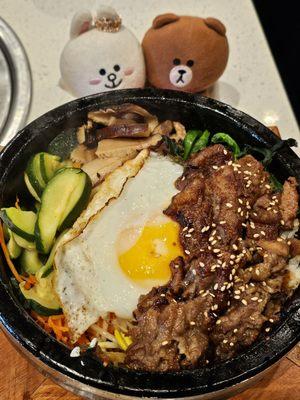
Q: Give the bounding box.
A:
[0,330,299,400]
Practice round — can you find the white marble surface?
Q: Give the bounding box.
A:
[1,0,299,149]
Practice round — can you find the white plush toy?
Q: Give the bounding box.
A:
[60,6,145,97]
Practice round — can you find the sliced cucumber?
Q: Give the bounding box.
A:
[35,168,91,254]
[13,233,36,250]
[24,173,40,201]
[19,270,61,315]
[25,154,47,199]
[40,230,69,278]
[40,152,61,183]
[0,208,36,242]
[20,249,42,275]
[7,229,22,259]
[28,300,62,316]
[59,171,92,231]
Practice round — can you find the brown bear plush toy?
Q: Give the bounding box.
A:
[142,13,229,93]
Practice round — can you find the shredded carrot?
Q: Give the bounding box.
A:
[15,196,20,209]
[24,274,37,289]
[0,222,25,283]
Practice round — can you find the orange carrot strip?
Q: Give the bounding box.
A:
[0,222,24,283]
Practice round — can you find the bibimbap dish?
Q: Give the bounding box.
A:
[1,100,299,374]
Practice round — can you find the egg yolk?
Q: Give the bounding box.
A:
[118,221,182,282]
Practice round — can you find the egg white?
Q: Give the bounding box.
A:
[55,152,183,341]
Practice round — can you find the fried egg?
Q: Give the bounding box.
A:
[55,151,183,341]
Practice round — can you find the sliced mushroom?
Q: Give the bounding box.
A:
[70,144,97,164]
[96,134,162,159]
[171,122,186,142]
[81,157,127,186]
[82,104,159,148]
[153,120,173,136]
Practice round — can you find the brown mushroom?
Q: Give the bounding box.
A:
[95,134,162,159]
[153,120,173,136]
[171,121,186,142]
[70,144,97,164]
[81,157,128,186]
[82,104,159,148]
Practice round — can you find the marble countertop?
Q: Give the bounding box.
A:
[1,0,299,150]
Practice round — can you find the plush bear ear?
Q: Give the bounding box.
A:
[152,13,179,29]
[204,17,226,36]
[70,10,93,39]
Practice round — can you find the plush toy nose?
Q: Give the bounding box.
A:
[108,73,117,82]
[178,69,186,75]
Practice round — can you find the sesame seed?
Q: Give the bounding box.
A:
[258,299,263,303]
[241,299,248,305]
[229,342,234,347]
[234,295,240,300]
[190,321,196,326]
[238,207,242,213]
[233,328,238,333]
[265,327,271,333]
[216,253,223,258]
[211,240,217,245]
[185,249,191,255]
[202,291,208,297]
[70,346,81,358]
[162,340,168,346]
[234,290,241,294]
[224,149,228,155]
[253,233,260,238]
[188,228,194,233]
[230,254,236,260]
[265,184,271,189]
[223,339,228,344]
[213,248,221,253]
[185,233,192,238]
[192,269,197,276]
[251,297,258,301]
[219,220,226,225]
[246,163,252,167]
[199,289,205,294]
[280,220,285,225]
[232,244,238,250]
[212,223,216,227]
[226,203,233,208]
[216,319,221,325]
[255,269,260,275]
[183,226,188,232]
[161,293,166,297]
[242,223,247,227]
[181,176,186,181]
[238,198,243,204]
[212,165,218,170]
[220,286,226,292]
[174,264,179,269]
[199,262,205,267]
[214,283,219,290]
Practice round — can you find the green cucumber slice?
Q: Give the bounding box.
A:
[13,233,36,250]
[25,154,47,198]
[19,271,61,315]
[40,230,69,278]
[7,229,22,259]
[0,208,36,242]
[35,168,91,254]
[24,173,40,201]
[20,249,42,275]
[40,153,61,183]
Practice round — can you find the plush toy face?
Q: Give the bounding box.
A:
[142,14,229,93]
[60,10,145,98]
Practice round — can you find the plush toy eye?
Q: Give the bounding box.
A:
[173,58,180,66]
[99,68,106,76]
[187,60,194,67]
[113,64,120,72]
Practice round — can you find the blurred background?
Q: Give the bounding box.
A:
[254,1,300,124]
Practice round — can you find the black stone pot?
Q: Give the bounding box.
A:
[0,89,299,400]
